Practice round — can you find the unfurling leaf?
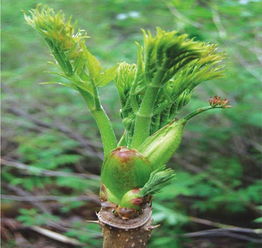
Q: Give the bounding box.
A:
[140,167,175,196]
[139,119,186,169]
[118,167,175,209]
[96,65,118,87]
[85,50,102,80]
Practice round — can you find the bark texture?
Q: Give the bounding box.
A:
[98,205,153,248]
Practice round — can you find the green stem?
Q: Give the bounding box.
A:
[129,92,139,112]
[91,107,117,156]
[131,84,159,148]
[77,87,117,157]
[184,106,224,122]
[117,131,127,146]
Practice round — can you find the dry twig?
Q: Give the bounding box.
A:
[1,158,99,180]
[183,228,262,243]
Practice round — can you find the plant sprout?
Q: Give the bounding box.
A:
[25,5,230,247]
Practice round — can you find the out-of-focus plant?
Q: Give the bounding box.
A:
[25,5,230,247]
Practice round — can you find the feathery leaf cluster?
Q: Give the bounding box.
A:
[25,5,118,156]
[25,6,229,213]
[116,29,224,145]
[140,167,175,196]
[25,5,116,99]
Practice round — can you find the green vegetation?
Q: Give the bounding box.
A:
[2,0,262,248]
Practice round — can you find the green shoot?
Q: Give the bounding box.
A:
[25,5,117,156]
[114,28,224,147]
[25,6,230,217]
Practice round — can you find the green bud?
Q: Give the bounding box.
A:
[101,147,152,200]
[119,188,144,210]
[119,167,175,210]
[138,119,186,169]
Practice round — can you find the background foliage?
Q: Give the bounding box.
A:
[2,0,262,247]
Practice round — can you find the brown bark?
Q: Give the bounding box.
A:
[98,205,153,248]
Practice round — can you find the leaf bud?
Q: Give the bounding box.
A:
[101,147,152,200]
[139,119,186,169]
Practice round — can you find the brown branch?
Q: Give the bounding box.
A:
[185,216,262,243]
[1,194,100,204]
[2,216,83,247]
[190,216,262,235]
[4,106,103,159]
[183,228,262,243]
[1,158,99,180]
[29,226,84,246]
[3,183,68,231]
[4,184,51,214]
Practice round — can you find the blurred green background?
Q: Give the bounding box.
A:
[2,0,262,247]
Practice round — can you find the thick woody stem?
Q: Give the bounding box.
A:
[102,223,152,248]
[98,205,153,248]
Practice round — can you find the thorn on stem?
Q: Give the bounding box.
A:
[85,220,100,224]
[143,224,160,231]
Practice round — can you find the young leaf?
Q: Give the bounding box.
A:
[140,167,175,196]
[96,65,118,87]
[85,50,102,80]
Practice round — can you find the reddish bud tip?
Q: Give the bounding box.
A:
[209,96,231,108]
[131,197,144,206]
[111,146,140,163]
